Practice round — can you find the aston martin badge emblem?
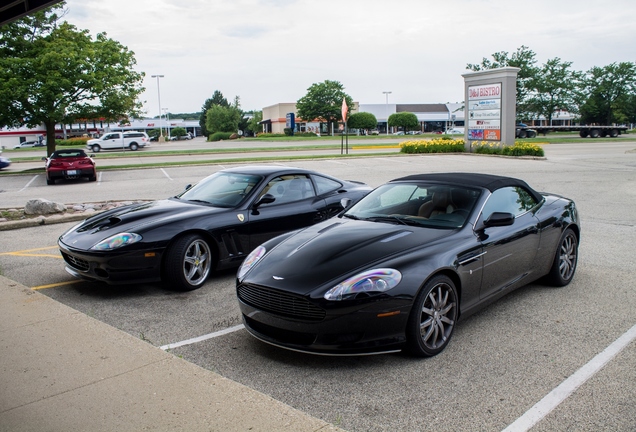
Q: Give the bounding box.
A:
[237,214,245,222]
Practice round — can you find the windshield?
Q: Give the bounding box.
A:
[177,172,263,208]
[344,182,481,229]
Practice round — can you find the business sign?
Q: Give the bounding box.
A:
[468,83,501,141]
[469,109,500,120]
[470,99,501,111]
[286,113,295,130]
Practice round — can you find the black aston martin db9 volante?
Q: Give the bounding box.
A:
[237,173,580,357]
[58,166,371,290]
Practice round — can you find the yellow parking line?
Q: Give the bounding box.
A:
[32,280,83,290]
[1,246,61,258]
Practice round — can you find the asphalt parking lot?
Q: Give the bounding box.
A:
[1,142,635,431]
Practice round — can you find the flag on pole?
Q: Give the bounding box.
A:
[341,97,348,122]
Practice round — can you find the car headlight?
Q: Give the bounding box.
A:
[91,233,142,251]
[324,268,402,301]
[238,245,267,279]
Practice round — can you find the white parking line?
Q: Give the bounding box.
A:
[502,323,636,432]
[19,175,39,191]
[160,324,245,350]
[97,171,103,185]
[160,168,173,180]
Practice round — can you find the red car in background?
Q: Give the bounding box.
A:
[44,148,96,185]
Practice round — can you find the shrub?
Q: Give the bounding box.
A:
[472,141,544,157]
[209,132,233,141]
[400,138,465,154]
[56,137,90,147]
[283,128,293,136]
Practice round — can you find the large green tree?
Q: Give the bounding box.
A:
[578,62,636,125]
[0,3,144,155]
[246,110,263,136]
[525,58,582,124]
[388,112,419,133]
[199,90,229,137]
[296,80,353,135]
[205,96,242,135]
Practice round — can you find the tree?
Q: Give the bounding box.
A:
[205,96,241,135]
[0,3,144,156]
[524,58,582,125]
[171,127,187,139]
[347,112,377,133]
[578,62,636,125]
[296,80,353,135]
[199,90,229,137]
[388,112,419,133]
[246,111,263,136]
[467,46,539,119]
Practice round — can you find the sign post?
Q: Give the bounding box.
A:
[341,97,349,154]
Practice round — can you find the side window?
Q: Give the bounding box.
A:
[481,187,538,219]
[260,175,315,205]
[104,133,118,140]
[312,175,341,195]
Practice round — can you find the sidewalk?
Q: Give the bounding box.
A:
[0,275,341,432]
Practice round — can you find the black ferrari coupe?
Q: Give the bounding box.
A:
[237,172,580,357]
[58,166,371,290]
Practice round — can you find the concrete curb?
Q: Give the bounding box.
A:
[0,212,87,231]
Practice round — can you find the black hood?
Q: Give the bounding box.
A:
[59,199,225,250]
[243,219,452,295]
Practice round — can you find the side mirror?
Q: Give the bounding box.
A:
[340,197,352,209]
[484,212,515,227]
[254,193,276,209]
[41,156,47,161]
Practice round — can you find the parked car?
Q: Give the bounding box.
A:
[86,131,150,152]
[58,166,371,291]
[392,131,405,135]
[0,152,10,170]
[43,148,96,185]
[369,130,380,135]
[444,128,464,135]
[237,172,580,357]
[13,140,45,149]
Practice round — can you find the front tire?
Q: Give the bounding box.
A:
[92,144,101,153]
[545,228,578,287]
[164,234,213,291]
[406,275,458,357]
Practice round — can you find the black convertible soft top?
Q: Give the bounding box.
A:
[393,172,543,203]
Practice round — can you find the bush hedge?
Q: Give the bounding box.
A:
[56,137,90,147]
[208,132,234,141]
[400,138,544,157]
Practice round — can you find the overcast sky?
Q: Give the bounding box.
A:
[63,0,636,117]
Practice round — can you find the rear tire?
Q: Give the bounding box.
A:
[164,234,213,291]
[610,129,619,138]
[129,143,139,151]
[545,228,578,287]
[579,130,589,138]
[406,275,458,357]
[589,129,600,138]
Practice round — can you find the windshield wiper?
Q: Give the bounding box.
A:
[342,213,361,220]
[364,215,409,225]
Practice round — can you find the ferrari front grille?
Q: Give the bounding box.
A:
[238,283,325,321]
[61,252,90,272]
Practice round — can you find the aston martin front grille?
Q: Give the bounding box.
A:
[61,252,90,272]
[238,283,325,321]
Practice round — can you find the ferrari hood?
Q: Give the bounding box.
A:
[243,219,450,295]
[59,199,224,250]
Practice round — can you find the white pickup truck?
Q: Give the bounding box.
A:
[86,131,150,152]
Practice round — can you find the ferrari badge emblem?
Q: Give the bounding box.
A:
[237,214,245,222]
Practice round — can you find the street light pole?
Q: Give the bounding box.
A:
[151,74,164,140]
[383,91,392,135]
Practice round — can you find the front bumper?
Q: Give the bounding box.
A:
[237,284,412,355]
[58,241,164,285]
